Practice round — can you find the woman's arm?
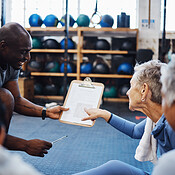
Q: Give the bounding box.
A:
[83,108,146,139]
[109,113,146,139]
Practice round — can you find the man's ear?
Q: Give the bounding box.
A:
[141,83,149,100]
[0,40,7,49]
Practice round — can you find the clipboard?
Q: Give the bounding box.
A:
[59,77,104,127]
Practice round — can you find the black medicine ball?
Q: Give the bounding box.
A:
[27,60,42,72]
[121,40,134,51]
[43,84,58,95]
[95,39,110,50]
[42,39,61,49]
[93,63,110,74]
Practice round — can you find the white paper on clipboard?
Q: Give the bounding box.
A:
[59,77,104,127]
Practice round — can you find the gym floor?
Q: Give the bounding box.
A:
[8,101,153,175]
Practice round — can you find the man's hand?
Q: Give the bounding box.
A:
[25,139,52,157]
[46,106,69,119]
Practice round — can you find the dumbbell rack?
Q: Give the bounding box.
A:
[25,27,138,102]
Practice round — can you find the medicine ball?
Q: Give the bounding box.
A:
[93,62,110,74]
[95,39,110,50]
[100,14,114,27]
[34,83,43,95]
[80,62,93,74]
[77,14,90,27]
[29,14,43,27]
[121,40,134,51]
[118,84,130,97]
[59,84,69,96]
[43,84,58,95]
[60,14,75,27]
[117,63,133,75]
[60,62,75,73]
[136,49,154,64]
[32,37,42,49]
[43,14,59,27]
[42,39,61,49]
[103,86,117,98]
[60,38,75,49]
[83,37,97,50]
[27,60,42,72]
[44,61,60,72]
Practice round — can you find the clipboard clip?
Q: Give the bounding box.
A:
[79,77,95,89]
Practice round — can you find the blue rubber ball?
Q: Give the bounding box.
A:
[43,14,59,27]
[60,14,75,27]
[80,62,93,73]
[100,14,114,27]
[29,14,43,27]
[117,63,133,75]
[60,38,75,49]
[77,14,90,27]
[60,63,73,73]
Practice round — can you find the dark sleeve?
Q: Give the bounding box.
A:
[108,113,146,139]
[9,67,20,81]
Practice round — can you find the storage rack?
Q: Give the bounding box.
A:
[25,27,138,102]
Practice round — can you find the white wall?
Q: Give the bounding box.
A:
[0,0,12,26]
[2,0,162,59]
[137,0,161,60]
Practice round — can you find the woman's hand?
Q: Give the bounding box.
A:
[46,106,69,119]
[82,108,111,122]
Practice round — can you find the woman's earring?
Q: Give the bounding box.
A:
[141,98,145,102]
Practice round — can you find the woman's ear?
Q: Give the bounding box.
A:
[141,83,149,101]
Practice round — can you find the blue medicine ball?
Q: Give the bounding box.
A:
[60,14,75,27]
[77,14,90,27]
[80,62,93,73]
[117,63,133,75]
[60,38,75,49]
[29,14,43,27]
[43,14,59,27]
[100,14,114,27]
[60,63,74,73]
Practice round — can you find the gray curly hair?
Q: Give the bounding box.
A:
[133,60,167,104]
[161,58,175,107]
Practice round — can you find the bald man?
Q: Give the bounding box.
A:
[0,22,68,157]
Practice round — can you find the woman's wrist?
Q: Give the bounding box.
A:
[101,110,111,122]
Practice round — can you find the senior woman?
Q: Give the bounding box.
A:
[74,60,175,175]
[152,58,175,175]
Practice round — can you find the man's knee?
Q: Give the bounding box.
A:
[0,88,15,131]
[0,88,15,109]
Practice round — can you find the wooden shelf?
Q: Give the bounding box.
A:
[34,95,64,100]
[81,50,128,54]
[31,49,128,55]
[26,27,77,32]
[30,49,78,53]
[103,97,129,102]
[26,27,138,103]
[80,27,138,37]
[80,74,132,78]
[31,72,132,78]
[31,72,77,77]
[30,72,132,79]
[26,27,78,36]
[26,27,138,37]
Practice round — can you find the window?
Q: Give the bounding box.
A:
[10,0,137,28]
[161,0,175,31]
